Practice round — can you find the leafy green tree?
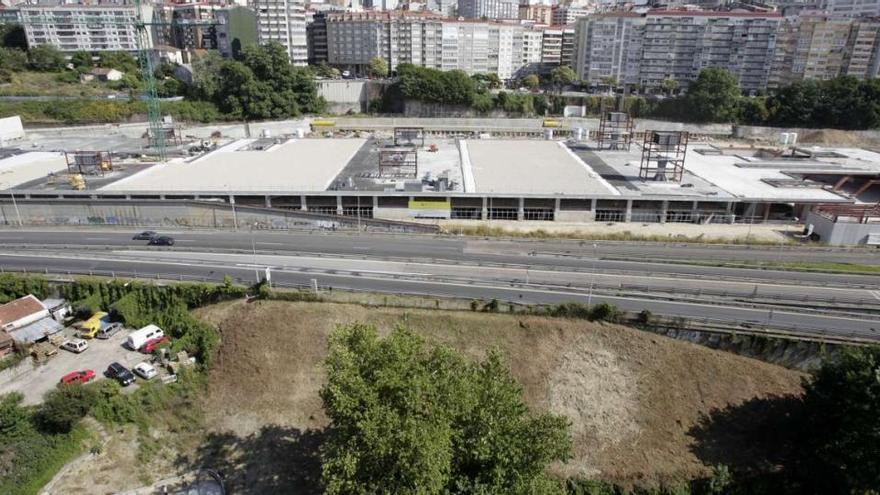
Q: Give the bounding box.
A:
[190,51,225,101]
[0,393,31,439]
[0,47,27,72]
[521,74,540,90]
[661,77,679,96]
[738,97,769,124]
[70,50,93,70]
[367,56,388,78]
[601,76,619,90]
[35,385,97,434]
[472,73,502,90]
[685,67,741,123]
[797,346,880,493]
[550,65,576,90]
[27,44,65,72]
[98,50,138,74]
[397,64,476,106]
[313,62,340,79]
[320,324,571,495]
[0,24,27,50]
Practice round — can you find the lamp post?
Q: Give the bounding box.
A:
[587,243,598,307]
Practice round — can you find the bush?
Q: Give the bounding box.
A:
[35,386,98,434]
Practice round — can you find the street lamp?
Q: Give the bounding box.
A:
[587,243,597,307]
[250,222,259,283]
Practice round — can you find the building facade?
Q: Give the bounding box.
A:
[254,0,307,65]
[518,4,553,25]
[19,4,152,52]
[154,3,220,51]
[216,6,258,59]
[457,0,518,20]
[573,13,644,87]
[551,5,590,26]
[639,11,781,94]
[825,0,880,17]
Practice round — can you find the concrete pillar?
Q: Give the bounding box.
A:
[517,197,525,221]
[372,196,379,210]
[481,196,488,220]
[726,202,735,224]
[763,203,771,222]
[624,199,633,223]
[336,195,343,215]
[554,198,561,222]
[158,194,164,200]
[265,195,272,208]
[300,195,307,211]
[660,200,668,224]
[590,198,598,222]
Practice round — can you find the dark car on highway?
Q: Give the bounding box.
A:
[133,231,157,240]
[106,362,135,386]
[148,236,175,246]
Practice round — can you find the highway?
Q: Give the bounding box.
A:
[1,228,879,341]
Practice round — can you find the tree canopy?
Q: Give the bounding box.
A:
[27,45,65,72]
[685,67,740,122]
[397,64,476,105]
[797,345,880,493]
[319,324,572,495]
[521,74,540,90]
[367,57,388,78]
[550,65,576,89]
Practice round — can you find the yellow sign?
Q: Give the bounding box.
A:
[542,119,562,128]
[408,200,451,210]
[311,120,336,127]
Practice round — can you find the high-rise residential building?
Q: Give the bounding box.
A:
[539,25,575,68]
[519,3,553,25]
[306,10,329,64]
[0,7,20,24]
[423,0,457,17]
[770,15,880,86]
[639,11,781,94]
[572,13,645,88]
[19,4,153,52]
[154,3,220,51]
[825,0,880,17]
[457,0,519,20]
[254,0,308,65]
[551,5,590,26]
[216,6,258,59]
[518,26,543,75]
[324,12,528,79]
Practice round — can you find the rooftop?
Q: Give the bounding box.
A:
[465,140,620,195]
[103,138,365,192]
[0,152,68,190]
[0,295,46,328]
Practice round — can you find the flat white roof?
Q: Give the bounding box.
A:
[0,152,67,190]
[465,140,619,195]
[684,147,848,201]
[103,138,365,192]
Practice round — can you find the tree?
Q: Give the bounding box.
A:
[686,67,741,123]
[601,76,619,90]
[35,385,97,434]
[797,346,880,493]
[70,50,93,70]
[0,47,27,72]
[661,77,679,96]
[98,50,138,74]
[550,65,576,91]
[0,23,27,50]
[27,44,65,72]
[521,74,540,90]
[313,62,340,79]
[0,393,31,439]
[190,51,225,101]
[320,324,571,494]
[367,57,388,79]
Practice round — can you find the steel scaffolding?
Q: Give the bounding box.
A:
[639,131,689,182]
[596,111,634,151]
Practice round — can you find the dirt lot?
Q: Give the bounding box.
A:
[43,299,805,492]
[0,327,146,405]
[194,300,804,489]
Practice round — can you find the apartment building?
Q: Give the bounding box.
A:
[216,6,258,59]
[423,0,457,17]
[639,11,781,93]
[770,15,880,85]
[572,13,645,87]
[825,0,880,17]
[457,0,519,20]
[518,26,543,75]
[154,3,219,51]
[551,5,590,26]
[19,4,152,52]
[540,25,575,68]
[325,12,528,79]
[306,10,329,64]
[254,0,307,65]
[518,4,553,25]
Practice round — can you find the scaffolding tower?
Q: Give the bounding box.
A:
[379,147,418,178]
[596,111,633,151]
[65,151,113,177]
[393,127,425,147]
[639,131,689,182]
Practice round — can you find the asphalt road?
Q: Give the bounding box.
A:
[1,228,879,341]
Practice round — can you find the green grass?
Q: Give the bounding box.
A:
[0,71,119,98]
[0,425,91,495]
[443,224,797,246]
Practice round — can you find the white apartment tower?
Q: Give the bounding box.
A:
[19,4,153,52]
[456,0,519,20]
[253,0,308,65]
[573,13,645,87]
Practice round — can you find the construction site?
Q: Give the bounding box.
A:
[0,113,879,244]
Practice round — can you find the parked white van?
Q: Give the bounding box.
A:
[125,324,165,351]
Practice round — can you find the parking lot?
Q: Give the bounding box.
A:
[0,327,147,405]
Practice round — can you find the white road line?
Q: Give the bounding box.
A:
[85,237,114,241]
[871,290,880,301]
[257,242,285,246]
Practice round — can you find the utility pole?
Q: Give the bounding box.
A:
[10,192,23,227]
[587,243,597,307]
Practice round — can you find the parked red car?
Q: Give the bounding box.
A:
[140,336,171,354]
[59,369,96,386]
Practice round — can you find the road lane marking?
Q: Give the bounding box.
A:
[871,290,880,301]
